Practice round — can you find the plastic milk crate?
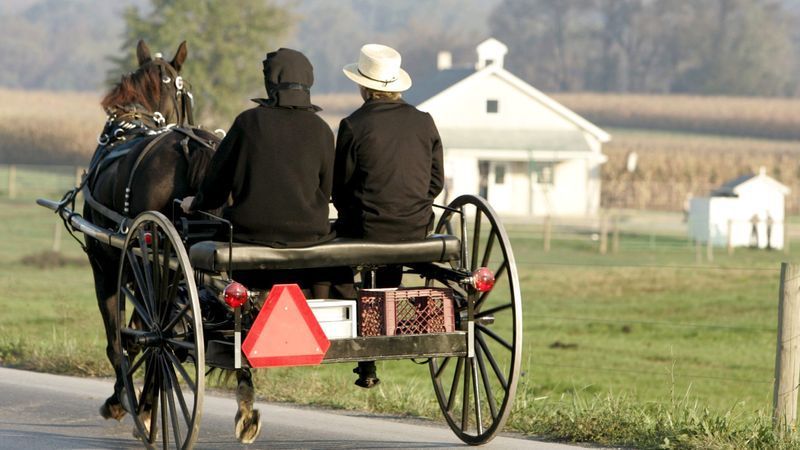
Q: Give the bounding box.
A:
[306,299,357,339]
[357,287,456,336]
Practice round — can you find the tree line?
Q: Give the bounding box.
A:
[490,0,800,97]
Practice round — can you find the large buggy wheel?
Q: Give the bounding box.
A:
[116,211,204,449]
[427,195,522,445]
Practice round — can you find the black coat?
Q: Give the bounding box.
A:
[192,104,334,247]
[333,98,444,241]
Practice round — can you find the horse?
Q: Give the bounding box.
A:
[83,39,261,444]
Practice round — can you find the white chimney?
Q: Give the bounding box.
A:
[437,51,452,71]
[475,38,508,70]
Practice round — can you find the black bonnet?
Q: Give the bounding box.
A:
[260,48,319,111]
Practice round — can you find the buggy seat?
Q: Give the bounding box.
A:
[189,234,460,272]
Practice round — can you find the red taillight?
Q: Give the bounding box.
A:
[224,282,248,308]
[472,267,495,292]
[143,232,153,245]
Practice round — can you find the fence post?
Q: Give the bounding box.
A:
[51,222,62,253]
[727,219,734,256]
[7,164,16,199]
[543,215,551,253]
[612,215,620,254]
[695,239,702,264]
[599,214,608,255]
[773,263,800,433]
[706,235,714,262]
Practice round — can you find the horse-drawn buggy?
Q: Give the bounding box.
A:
[37,40,522,449]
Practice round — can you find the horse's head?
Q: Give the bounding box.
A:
[102,40,194,127]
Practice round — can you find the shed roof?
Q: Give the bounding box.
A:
[712,170,790,197]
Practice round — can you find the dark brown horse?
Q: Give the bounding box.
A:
[85,39,217,428]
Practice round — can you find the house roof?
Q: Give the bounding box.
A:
[712,170,790,197]
[404,68,473,106]
[406,65,611,144]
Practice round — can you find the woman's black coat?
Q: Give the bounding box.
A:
[192,104,334,247]
[333,98,444,241]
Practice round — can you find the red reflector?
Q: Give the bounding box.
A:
[224,282,248,308]
[473,267,495,292]
[143,232,152,245]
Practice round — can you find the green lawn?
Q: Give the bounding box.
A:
[1,188,797,448]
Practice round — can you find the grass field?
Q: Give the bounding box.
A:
[2,181,799,447]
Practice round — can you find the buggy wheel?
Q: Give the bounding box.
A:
[427,195,522,445]
[116,211,204,449]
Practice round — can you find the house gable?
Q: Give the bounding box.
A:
[413,65,610,145]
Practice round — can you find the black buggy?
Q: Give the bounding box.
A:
[38,194,522,448]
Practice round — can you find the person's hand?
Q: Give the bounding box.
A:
[180,196,195,214]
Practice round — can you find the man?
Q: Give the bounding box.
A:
[334,43,445,387]
[181,48,335,291]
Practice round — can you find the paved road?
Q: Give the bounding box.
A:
[0,367,594,449]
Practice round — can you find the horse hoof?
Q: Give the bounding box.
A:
[234,409,262,444]
[99,397,126,421]
[133,411,155,442]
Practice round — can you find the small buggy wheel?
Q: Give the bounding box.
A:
[116,211,204,449]
[427,195,522,445]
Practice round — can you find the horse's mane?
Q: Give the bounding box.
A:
[101,65,162,112]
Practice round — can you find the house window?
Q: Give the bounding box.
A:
[485,59,494,66]
[533,162,554,185]
[494,164,506,184]
[486,99,498,113]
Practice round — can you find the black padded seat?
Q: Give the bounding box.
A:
[189,234,461,272]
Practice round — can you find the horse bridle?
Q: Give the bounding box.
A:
[153,57,194,128]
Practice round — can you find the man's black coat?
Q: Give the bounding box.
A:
[192,104,334,247]
[333,98,444,241]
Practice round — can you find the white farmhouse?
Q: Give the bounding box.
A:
[405,38,611,217]
[688,168,790,249]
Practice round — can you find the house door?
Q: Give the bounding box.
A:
[488,162,513,213]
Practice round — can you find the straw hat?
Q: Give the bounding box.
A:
[342,44,412,92]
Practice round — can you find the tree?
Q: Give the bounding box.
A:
[110,0,292,126]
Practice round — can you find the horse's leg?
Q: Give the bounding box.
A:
[88,243,128,421]
[234,368,262,444]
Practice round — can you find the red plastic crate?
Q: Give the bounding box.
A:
[358,287,455,336]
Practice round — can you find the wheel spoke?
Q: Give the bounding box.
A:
[471,210,482,270]
[138,352,158,416]
[447,357,464,413]
[166,338,196,351]
[163,303,191,333]
[434,357,452,379]
[481,230,496,269]
[477,332,508,390]
[136,229,157,316]
[163,352,192,425]
[127,347,153,377]
[160,357,183,448]
[476,303,512,319]
[160,375,169,449]
[121,286,155,330]
[164,348,197,392]
[477,324,513,351]
[159,239,174,322]
[475,344,498,420]
[126,251,154,320]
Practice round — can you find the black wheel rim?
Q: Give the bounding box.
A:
[117,211,204,449]
[428,195,522,445]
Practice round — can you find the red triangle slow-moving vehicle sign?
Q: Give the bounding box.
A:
[242,284,330,367]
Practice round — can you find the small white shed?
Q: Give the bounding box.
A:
[688,168,790,249]
[405,38,610,217]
